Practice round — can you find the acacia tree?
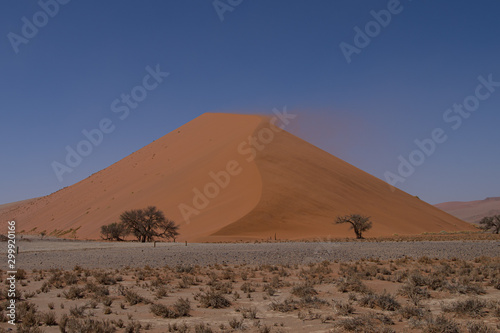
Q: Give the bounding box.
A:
[119,206,179,242]
[335,214,372,239]
[100,222,129,241]
[479,215,500,234]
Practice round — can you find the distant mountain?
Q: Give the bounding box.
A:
[435,197,500,223]
[1,113,475,242]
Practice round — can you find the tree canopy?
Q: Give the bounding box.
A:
[478,215,500,234]
[101,206,179,242]
[120,206,179,242]
[335,214,372,239]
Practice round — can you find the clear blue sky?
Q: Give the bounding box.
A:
[1,0,499,205]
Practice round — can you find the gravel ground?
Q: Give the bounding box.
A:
[4,238,499,270]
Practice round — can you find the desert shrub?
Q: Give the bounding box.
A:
[101,296,113,307]
[124,321,141,333]
[194,323,213,333]
[167,322,189,332]
[269,298,297,312]
[40,311,57,325]
[336,276,369,293]
[87,299,99,309]
[228,317,244,329]
[125,291,144,305]
[489,278,500,290]
[173,298,191,316]
[398,282,430,305]
[23,291,36,299]
[93,272,117,285]
[86,282,109,298]
[40,282,51,293]
[209,281,233,294]
[119,287,146,306]
[442,298,486,318]
[178,275,196,288]
[175,265,194,274]
[291,283,317,298]
[69,305,87,318]
[333,300,355,315]
[16,301,38,325]
[422,315,460,333]
[299,263,333,283]
[407,271,429,286]
[221,269,235,281]
[465,321,496,333]
[426,272,446,290]
[358,292,400,311]
[59,315,116,333]
[63,286,85,300]
[444,279,485,295]
[155,286,169,298]
[62,272,79,285]
[335,314,375,332]
[435,262,455,276]
[258,324,272,333]
[398,304,425,319]
[298,295,329,308]
[270,275,283,288]
[263,284,276,296]
[418,256,434,265]
[237,306,257,319]
[150,303,177,318]
[15,326,44,333]
[0,310,8,323]
[197,289,231,308]
[15,269,27,280]
[48,270,64,288]
[240,282,256,293]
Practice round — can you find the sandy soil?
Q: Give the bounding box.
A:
[1,254,499,333]
[3,238,499,271]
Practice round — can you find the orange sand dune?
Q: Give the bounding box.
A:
[1,113,475,242]
[435,197,500,223]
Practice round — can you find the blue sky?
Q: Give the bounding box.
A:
[1,0,499,205]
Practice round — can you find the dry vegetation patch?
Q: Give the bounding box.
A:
[0,257,499,332]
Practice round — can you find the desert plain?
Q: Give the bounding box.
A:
[1,236,499,333]
[2,114,500,332]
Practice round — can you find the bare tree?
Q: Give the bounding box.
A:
[119,206,179,242]
[100,222,129,241]
[157,218,180,242]
[478,215,500,234]
[335,214,372,239]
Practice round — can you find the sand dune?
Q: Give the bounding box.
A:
[435,197,500,223]
[1,113,476,242]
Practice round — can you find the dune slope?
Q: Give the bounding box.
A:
[209,118,475,241]
[1,113,263,241]
[1,113,475,241]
